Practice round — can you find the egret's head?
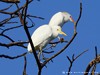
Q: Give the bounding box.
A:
[56,26,67,36]
[62,12,75,24]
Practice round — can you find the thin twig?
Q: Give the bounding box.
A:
[49,40,68,44]
[0,41,28,48]
[0,34,15,42]
[84,55,100,75]
[74,50,88,60]
[0,15,18,26]
[0,52,27,59]
[23,56,27,75]
[95,46,98,58]
[0,0,32,15]
[5,21,18,24]
[67,50,88,75]
[1,25,23,34]
[0,0,20,3]
[27,14,44,20]
[0,4,14,11]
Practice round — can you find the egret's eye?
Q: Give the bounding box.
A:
[57,29,59,31]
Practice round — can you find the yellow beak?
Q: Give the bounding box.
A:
[58,30,67,36]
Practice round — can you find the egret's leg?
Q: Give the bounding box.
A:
[38,47,48,61]
[57,36,61,41]
[38,51,41,60]
[38,47,45,60]
[38,47,42,60]
[57,36,65,43]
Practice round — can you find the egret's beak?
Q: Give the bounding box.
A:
[58,29,67,36]
[70,16,76,25]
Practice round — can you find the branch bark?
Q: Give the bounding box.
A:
[67,50,88,75]
[16,0,42,74]
[84,55,100,75]
[0,52,27,59]
[84,46,100,75]
[0,0,20,3]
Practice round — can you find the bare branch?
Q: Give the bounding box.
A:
[84,47,100,75]
[49,40,68,44]
[1,25,23,34]
[0,41,28,48]
[0,4,13,11]
[23,56,27,75]
[75,2,82,28]
[67,50,88,75]
[91,64,96,75]
[0,52,27,59]
[74,49,88,60]
[27,14,44,20]
[0,34,15,42]
[84,55,100,75]
[0,15,18,26]
[0,0,20,3]
[0,0,32,15]
[16,0,41,73]
[95,46,98,58]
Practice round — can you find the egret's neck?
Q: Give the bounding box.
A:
[48,12,64,27]
[49,20,65,27]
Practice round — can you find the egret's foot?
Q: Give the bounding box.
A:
[60,38,64,43]
[60,38,68,43]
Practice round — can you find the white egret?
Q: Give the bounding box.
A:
[49,12,75,27]
[27,25,66,59]
[27,11,75,59]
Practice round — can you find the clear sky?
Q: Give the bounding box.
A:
[0,0,100,75]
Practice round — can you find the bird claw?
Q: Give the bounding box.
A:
[60,38,65,43]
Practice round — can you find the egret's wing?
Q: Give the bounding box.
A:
[27,25,52,51]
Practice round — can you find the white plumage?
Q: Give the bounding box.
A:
[27,11,75,59]
[27,25,66,59]
[49,12,75,27]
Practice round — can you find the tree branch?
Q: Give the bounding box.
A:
[1,25,23,34]
[84,55,100,75]
[0,4,13,11]
[84,46,100,75]
[0,34,15,42]
[0,0,20,3]
[0,41,28,48]
[16,0,41,73]
[67,50,88,75]
[0,52,27,59]
[23,56,27,75]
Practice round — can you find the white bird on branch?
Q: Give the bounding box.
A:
[49,12,75,27]
[27,25,66,60]
[27,11,75,60]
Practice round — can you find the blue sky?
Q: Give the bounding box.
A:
[0,0,100,75]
